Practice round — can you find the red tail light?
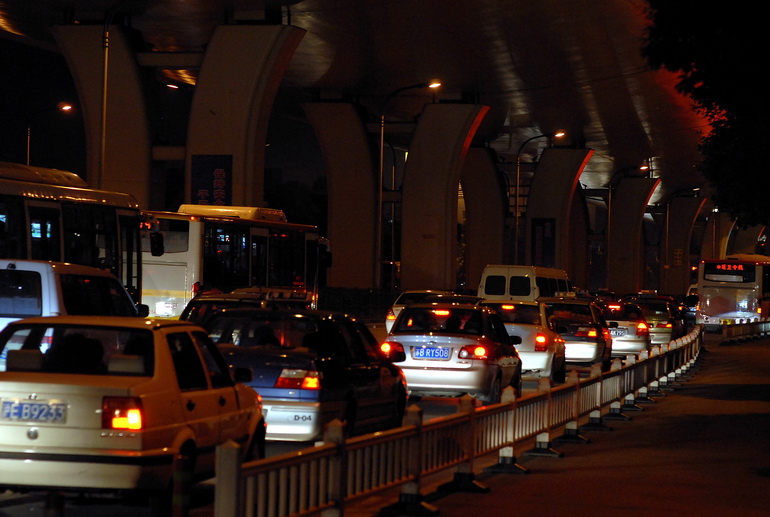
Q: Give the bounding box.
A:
[275,369,321,390]
[534,332,549,352]
[102,397,143,430]
[386,308,396,322]
[656,321,673,328]
[574,327,598,338]
[191,281,201,298]
[380,341,404,356]
[636,322,649,336]
[459,345,489,359]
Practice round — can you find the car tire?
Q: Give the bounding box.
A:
[245,419,267,461]
[552,358,567,384]
[482,375,502,404]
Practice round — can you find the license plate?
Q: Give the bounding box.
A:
[1,399,67,423]
[610,329,627,337]
[412,347,450,360]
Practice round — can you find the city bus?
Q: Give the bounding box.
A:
[695,254,770,331]
[0,161,143,301]
[140,204,331,318]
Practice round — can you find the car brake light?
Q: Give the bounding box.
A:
[575,327,598,338]
[275,369,321,390]
[102,397,143,430]
[636,322,649,336]
[380,341,404,356]
[386,308,396,322]
[657,321,673,328]
[607,304,621,311]
[459,345,488,359]
[500,304,515,311]
[534,332,548,352]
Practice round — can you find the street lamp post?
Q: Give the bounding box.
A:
[375,81,441,289]
[513,131,565,263]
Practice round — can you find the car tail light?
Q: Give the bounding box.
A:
[191,281,201,298]
[386,308,396,323]
[275,369,321,390]
[607,304,621,311]
[500,304,515,311]
[459,345,489,359]
[575,327,598,338]
[380,340,404,356]
[534,332,549,352]
[656,321,673,328]
[103,397,143,430]
[636,322,649,336]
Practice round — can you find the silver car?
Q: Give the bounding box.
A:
[541,297,613,369]
[601,301,651,357]
[482,300,566,383]
[380,303,522,403]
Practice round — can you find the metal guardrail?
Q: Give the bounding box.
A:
[720,319,770,344]
[213,327,705,517]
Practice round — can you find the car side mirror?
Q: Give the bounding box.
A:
[508,335,522,345]
[150,231,164,257]
[136,304,150,317]
[557,325,569,334]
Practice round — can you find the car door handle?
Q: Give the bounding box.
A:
[186,400,196,411]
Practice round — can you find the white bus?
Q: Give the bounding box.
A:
[0,162,143,301]
[695,254,770,331]
[140,204,331,318]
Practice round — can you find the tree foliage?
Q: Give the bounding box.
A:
[642,1,769,227]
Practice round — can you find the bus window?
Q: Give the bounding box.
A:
[0,196,25,258]
[28,205,62,262]
[62,204,118,274]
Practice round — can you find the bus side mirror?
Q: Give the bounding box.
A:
[150,232,164,256]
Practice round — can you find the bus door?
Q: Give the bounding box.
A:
[118,209,142,301]
[249,227,269,288]
[26,201,62,262]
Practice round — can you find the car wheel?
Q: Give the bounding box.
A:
[245,418,267,461]
[552,358,567,384]
[480,375,502,404]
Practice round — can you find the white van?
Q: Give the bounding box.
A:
[0,259,147,332]
[477,265,572,301]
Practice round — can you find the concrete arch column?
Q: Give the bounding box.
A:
[303,103,376,288]
[461,148,507,291]
[605,177,660,294]
[701,211,735,259]
[524,147,594,285]
[52,25,151,205]
[661,196,706,295]
[186,25,305,206]
[400,104,489,291]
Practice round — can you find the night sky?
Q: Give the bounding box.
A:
[0,39,87,176]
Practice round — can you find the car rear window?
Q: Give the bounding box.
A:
[395,307,483,335]
[487,303,541,325]
[603,303,644,321]
[0,269,42,318]
[0,324,154,376]
[206,313,321,349]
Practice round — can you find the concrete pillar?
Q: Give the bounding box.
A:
[52,25,151,206]
[462,148,506,292]
[303,103,376,289]
[606,177,660,294]
[400,104,489,291]
[701,211,734,259]
[185,25,305,206]
[524,147,594,273]
[661,196,706,295]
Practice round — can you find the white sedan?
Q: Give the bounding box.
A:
[0,316,265,508]
[482,300,567,383]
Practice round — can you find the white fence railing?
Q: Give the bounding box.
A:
[214,326,706,517]
[720,319,770,344]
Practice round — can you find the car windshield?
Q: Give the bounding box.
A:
[206,312,322,349]
[547,303,594,325]
[395,307,482,335]
[486,303,541,325]
[0,324,154,376]
[603,303,644,321]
